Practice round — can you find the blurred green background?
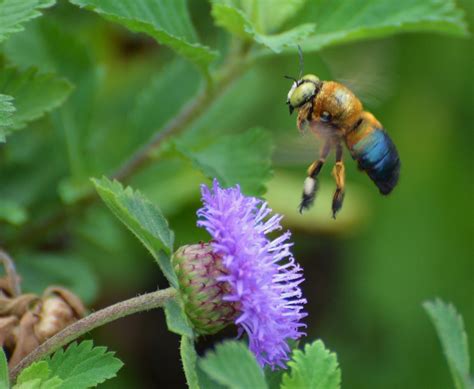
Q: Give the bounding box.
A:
[0,1,472,388]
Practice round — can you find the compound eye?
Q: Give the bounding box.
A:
[320,111,332,123]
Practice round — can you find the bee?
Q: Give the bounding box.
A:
[285,48,400,218]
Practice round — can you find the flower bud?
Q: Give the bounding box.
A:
[172,243,239,335]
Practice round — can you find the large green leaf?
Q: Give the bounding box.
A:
[424,299,471,389]
[69,0,217,71]
[0,67,73,140]
[281,340,341,389]
[47,341,123,389]
[291,0,468,53]
[199,341,267,389]
[176,128,273,196]
[92,177,175,272]
[0,0,55,43]
[211,2,314,53]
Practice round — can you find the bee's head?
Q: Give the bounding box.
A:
[286,74,321,115]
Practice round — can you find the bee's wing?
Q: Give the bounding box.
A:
[321,41,398,108]
[273,129,323,167]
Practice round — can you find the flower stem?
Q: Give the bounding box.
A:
[10,287,177,382]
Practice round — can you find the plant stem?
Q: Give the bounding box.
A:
[10,287,177,382]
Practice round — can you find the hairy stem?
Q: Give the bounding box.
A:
[10,287,177,382]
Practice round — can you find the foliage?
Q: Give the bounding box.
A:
[424,299,472,389]
[0,0,470,387]
[12,341,123,389]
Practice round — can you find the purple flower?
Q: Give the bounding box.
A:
[197,179,307,368]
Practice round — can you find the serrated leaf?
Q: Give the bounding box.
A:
[0,67,73,140]
[181,336,200,389]
[0,348,8,389]
[423,299,471,389]
[164,298,194,337]
[176,128,273,196]
[211,3,314,53]
[199,341,267,389]
[290,0,468,54]
[92,177,175,273]
[0,94,15,142]
[16,253,99,304]
[69,0,217,71]
[0,0,55,43]
[47,340,123,389]
[0,198,27,225]
[281,340,341,389]
[13,361,63,389]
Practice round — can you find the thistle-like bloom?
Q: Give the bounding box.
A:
[197,179,307,368]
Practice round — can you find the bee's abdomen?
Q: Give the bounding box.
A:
[348,124,400,195]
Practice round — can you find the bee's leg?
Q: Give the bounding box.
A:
[332,143,345,219]
[299,141,331,213]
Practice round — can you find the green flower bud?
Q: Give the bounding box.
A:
[172,243,239,335]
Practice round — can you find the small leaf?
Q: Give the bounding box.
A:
[0,198,27,225]
[0,0,55,43]
[69,0,217,71]
[13,361,63,389]
[47,340,123,388]
[0,348,8,389]
[164,298,194,337]
[180,336,200,389]
[291,0,468,54]
[176,128,273,196]
[0,94,15,142]
[0,66,73,140]
[92,177,174,259]
[281,340,341,389]
[15,362,50,385]
[423,299,471,389]
[199,341,267,389]
[211,3,314,53]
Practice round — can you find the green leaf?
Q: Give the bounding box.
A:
[47,340,123,389]
[240,0,309,32]
[0,0,55,43]
[181,336,200,389]
[0,198,27,225]
[211,3,314,53]
[16,253,99,305]
[69,0,217,71]
[0,94,15,142]
[92,177,175,272]
[13,361,63,389]
[199,341,267,389]
[281,340,341,389]
[164,298,194,337]
[176,128,273,196]
[0,348,8,389]
[0,66,73,140]
[4,18,102,183]
[292,0,468,53]
[423,299,471,389]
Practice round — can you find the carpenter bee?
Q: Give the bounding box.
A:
[286,48,400,218]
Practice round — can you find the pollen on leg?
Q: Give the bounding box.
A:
[303,177,316,196]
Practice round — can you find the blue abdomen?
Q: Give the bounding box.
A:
[350,128,400,195]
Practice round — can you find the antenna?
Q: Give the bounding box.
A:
[284,75,297,82]
[297,45,304,79]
